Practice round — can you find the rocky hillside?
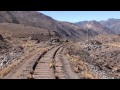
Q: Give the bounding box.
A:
[0,11,90,41]
[1,11,118,41]
[66,34,120,79]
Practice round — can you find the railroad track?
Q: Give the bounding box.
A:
[3,46,55,79]
[32,46,63,79]
[4,43,79,79]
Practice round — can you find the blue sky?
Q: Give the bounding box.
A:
[40,11,120,23]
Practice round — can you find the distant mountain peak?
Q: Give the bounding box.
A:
[86,20,102,26]
[108,18,115,20]
[99,18,120,34]
[75,20,115,35]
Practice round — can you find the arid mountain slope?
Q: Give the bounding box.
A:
[0,11,89,41]
[76,20,115,35]
[99,18,120,34]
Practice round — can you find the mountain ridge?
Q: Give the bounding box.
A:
[0,11,118,41]
[0,11,98,41]
[99,18,120,34]
[75,20,115,35]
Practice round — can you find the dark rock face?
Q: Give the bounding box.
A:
[0,34,4,41]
